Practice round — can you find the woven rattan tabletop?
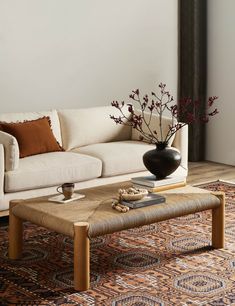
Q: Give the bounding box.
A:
[11,182,220,238]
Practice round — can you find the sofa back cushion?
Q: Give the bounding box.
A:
[0,110,62,145]
[131,110,176,147]
[58,106,132,150]
[0,117,63,158]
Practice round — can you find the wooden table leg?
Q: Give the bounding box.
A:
[74,222,90,291]
[9,200,23,259]
[212,192,225,249]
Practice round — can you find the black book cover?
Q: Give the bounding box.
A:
[121,193,166,209]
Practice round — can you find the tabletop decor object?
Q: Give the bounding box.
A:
[111,187,148,213]
[110,82,218,178]
[111,199,129,213]
[118,187,148,201]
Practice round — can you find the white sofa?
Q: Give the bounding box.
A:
[0,106,188,215]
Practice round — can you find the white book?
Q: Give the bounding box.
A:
[133,181,186,192]
[131,175,186,188]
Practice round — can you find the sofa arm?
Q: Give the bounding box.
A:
[0,131,19,171]
[172,124,188,171]
[0,144,4,197]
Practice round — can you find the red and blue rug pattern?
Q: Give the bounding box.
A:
[0,180,235,305]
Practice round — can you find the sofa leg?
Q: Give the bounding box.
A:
[9,200,23,259]
[212,192,225,249]
[74,222,90,291]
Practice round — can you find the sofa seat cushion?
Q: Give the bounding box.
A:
[73,141,155,177]
[5,152,102,192]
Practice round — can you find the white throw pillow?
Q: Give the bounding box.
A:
[0,131,19,171]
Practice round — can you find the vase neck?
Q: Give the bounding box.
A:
[156,142,168,150]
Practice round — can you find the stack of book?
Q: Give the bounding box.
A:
[121,193,166,209]
[131,175,186,192]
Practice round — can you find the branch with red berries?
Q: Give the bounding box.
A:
[110,83,219,146]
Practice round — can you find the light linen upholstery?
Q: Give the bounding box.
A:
[172,124,188,171]
[58,106,132,150]
[4,152,102,192]
[131,110,176,146]
[73,140,155,177]
[0,131,19,171]
[0,109,62,146]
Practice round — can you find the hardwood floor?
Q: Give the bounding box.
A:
[187,161,235,185]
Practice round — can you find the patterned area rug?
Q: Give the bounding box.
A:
[0,180,235,305]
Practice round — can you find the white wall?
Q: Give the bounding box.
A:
[206,0,235,166]
[0,0,178,113]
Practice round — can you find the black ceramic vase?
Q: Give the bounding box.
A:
[143,142,181,179]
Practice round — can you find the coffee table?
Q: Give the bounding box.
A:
[8,183,225,291]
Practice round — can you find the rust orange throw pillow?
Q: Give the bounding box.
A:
[0,117,63,158]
